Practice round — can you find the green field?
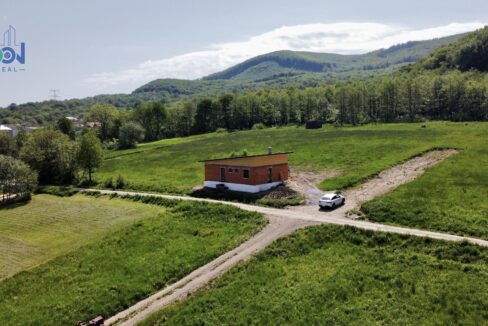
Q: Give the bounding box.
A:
[142,225,488,325]
[96,122,488,193]
[0,194,163,280]
[97,122,488,238]
[97,122,480,193]
[0,194,265,325]
[362,134,488,239]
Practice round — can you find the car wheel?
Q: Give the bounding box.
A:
[342,198,345,205]
[332,203,336,208]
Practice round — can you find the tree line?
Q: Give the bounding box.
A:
[59,69,488,145]
[161,70,487,137]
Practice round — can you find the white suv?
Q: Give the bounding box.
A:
[319,193,345,209]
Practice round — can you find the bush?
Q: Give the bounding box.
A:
[215,128,227,133]
[103,138,119,150]
[252,123,266,130]
[0,155,38,201]
[36,185,79,197]
[104,177,114,189]
[119,122,145,149]
[116,175,125,189]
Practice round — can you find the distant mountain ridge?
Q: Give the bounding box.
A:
[201,34,465,81]
[0,33,468,125]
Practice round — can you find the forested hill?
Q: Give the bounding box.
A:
[202,34,464,81]
[0,33,468,125]
[413,26,488,72]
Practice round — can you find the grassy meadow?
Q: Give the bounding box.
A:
[96,122,482,193]
[0,194,162,279]
[0,194,265,325]
[142,225,488,326]
[362,124,488,239]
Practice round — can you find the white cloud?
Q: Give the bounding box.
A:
[83,21,486,88]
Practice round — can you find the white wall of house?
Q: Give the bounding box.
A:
[204,180,282,193]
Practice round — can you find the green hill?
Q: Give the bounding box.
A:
[417,26,488,71]
[202,34,464,81]
[0,33,468,125]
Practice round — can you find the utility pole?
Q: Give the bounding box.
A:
[50,89,60,100]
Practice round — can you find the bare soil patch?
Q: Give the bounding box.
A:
[287,169,342,204]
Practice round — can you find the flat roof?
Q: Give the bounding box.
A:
[200,152,292,163]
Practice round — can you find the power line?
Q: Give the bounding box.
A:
[50,89,60,100]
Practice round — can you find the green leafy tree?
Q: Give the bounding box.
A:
[193,98,213,134]
[133,102,167,141]
[0,154,38,202]
[20,129,78,184]
[118,122,145,149]
[0,132,18,157]
[57,117,76,140]
[77,131,104,183]
[86,104,119,141]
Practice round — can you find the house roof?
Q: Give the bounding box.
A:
[200,152,292,162]
[0,125,12,131]
[200,152,292,167]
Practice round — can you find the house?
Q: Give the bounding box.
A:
[0,125,14,137]
[201,148,291,193]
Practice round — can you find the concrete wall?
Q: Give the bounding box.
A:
[204,181,283,193]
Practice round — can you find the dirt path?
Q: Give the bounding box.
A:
[95,149,474,325]
[288,149,458,215]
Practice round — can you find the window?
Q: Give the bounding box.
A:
[228,167,233,173]
[234,168,240,173]
[243,169,250,179]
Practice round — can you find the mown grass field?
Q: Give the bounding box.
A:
[142,225,488,325]
[0,194,265,325]
[0,194,162,279]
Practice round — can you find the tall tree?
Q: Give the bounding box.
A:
[193,98,213,134]
[20,129,78,184]
[77,131,103,183]
[0,132,18,157]
[87,104,119,141]
[133,102,167,141]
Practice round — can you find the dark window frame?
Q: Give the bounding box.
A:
[243,168,250,179]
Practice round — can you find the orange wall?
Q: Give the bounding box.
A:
[205,163,289,185]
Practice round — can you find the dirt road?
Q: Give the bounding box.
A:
[98,149,483,325]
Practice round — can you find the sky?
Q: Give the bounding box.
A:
[1,0,488,107]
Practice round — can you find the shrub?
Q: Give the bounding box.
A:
[215,128,227,133]
[104,177,114,189]
[116,175,125,189]
[252,123,266,130]
[119,122,145,149]
[36,185,79,197]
